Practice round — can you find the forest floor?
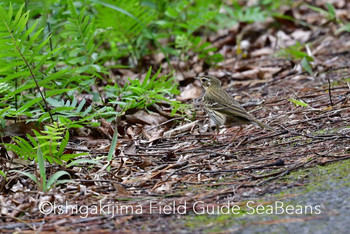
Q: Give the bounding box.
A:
[1,2,350,233]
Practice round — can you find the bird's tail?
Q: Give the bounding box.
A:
[252,119,275,131]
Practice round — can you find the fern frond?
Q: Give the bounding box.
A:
[92,0,157,60]
[0,3,65,121]
[62,0,97,68]
[0,3,92,123]
[94,0,156,42]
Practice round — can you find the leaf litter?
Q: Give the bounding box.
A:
[1,1,350,232]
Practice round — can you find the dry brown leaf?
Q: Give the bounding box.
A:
[231,69,260,80]
[1,122,44,137]
[11,202,32,217]
[118,69,137,80]
[142,125,165,142]
[258,67,281,79]
[153,52,165,64]
[154,182,174,193]
[10,181,23,193]
[0,195,8,215]
[291,30,311,43]
[134,157,155,169]
[163,120,200,138]
[86,139,110,151]
[74,127,91,136]
[177,83,203,101]
[125,110,167,125]
[251,48,274,57]
[337,9,349,21]
[182,70,197,79]
[114,183,131,196]
[114,215,134,227]
[124,142,136,155]
[230,66,280,80]
[276,30,295,48]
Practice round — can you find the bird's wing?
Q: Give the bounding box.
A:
[204,88,275,130]
[204,90,252,120]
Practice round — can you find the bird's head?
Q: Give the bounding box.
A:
[195,75,221,90]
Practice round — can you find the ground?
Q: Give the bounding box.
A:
[1,1,350,233]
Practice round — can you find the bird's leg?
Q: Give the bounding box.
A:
[209,125,221,142]
[230,126,243,142]
[223,126,244,150]
[213,125,220,142]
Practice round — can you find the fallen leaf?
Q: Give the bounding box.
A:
[154,182,174,193]
[291,30,312,43]
[142,125,165,142]
[251,48,274,57]
[1,122,44,137]
[125,110,168,125]
[177,84,203,101]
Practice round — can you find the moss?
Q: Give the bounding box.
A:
[182,159,350,232]
[313,127,350,135]
[332,76,350,85]
[185,208,248,233]
[279,159,350,194]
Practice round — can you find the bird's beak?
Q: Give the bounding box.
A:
[194,76,200,80]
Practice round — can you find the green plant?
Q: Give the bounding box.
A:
[12,146,72,192]
[228,3,268,23]
[175,35,223,65]
[0,1,196,181]
[277,42,314,74]
[63,0,107,77]
[90,0,224,66]
[155,0,223,65]
[4,122,88,164]
[92,0,158,64]
[0,1,196,123]
[0,170,5,178]
[43,98,118,125]
[0,3,64,122]
[157,0,220,34]
[0,1,201,175]
[105,67,185,115]
[191,36,223,65]
[305,3,339,23]
[212,0,293,30]
[0,2,116,123]
[288,98,309,107]
[336,24,350,35]
[300,57,313,75]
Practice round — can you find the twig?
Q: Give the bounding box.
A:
[254,156,318,186]
[147,117,184,131]
[327,76,334,106]
[163,120,200,138]
[1,214,35,230]
[163,164,202,181]
[181,159,285,174]
[284,112,341,127]
[234,129,289,146]
[12,36,54,122]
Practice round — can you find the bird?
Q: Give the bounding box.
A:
[195,75,274,138]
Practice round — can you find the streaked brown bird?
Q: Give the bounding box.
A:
[196,75,274,137]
